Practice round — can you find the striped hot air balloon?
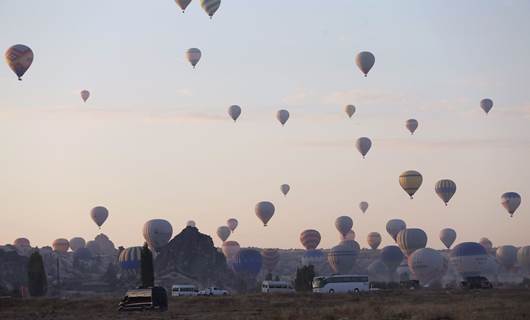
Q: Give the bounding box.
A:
[5,44,34,80]
[328,242,359,274]
[399,170,423,199]
[261,249,280,274]
[435,179,457,206]
[175,0,192,13]
[300,229,321,250]
[396,228,427,256]
[200,0,221,19]
[119,246,143,272]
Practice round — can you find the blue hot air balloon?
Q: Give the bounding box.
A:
[450,242,488,277]
[119,246,143,272]
[380,245,404,274]
[233,249,262,277]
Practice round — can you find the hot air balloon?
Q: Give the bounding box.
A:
[408,248,447,286]
[435,179,457,206]
[517,246,530,271]
[496,245,517,271]
[439,228,457,249]
[5,44,34,80]
[228,105,241,122]
[359,201,369,213]
[328,242,359,274]
[340,239,361,252]
[277,109,290,126]
[52,238,70,253]
[355,137,372,159]
[399,170,423,199]
[396,228,428,256]
[216,226,231,242]
[405,119,418,135]
[480,98,493,115]
[222,241,240,263]
[340,229,356,241]
[479,237,493,251]
[13,238,30,248]
[335,216,353,237]
[186,220,196,228]
[81,90,90,102]
[386,219,406,242]
[90,206,109,229]
[261,249,280,274]
[233,249,262,277]
[501,192,521,217]
[280,184,290,196]
[226,218,238,232]
[255,201,275,226]
[450,242,488,277]
[367,232,382,250]
[355,51,375,77]
[300,229,321,250]
[345,105,356,118]
[175,0,192,12]
[186,48,202,68]
[119,246,143,272]
[200,0,221,19]
[143,219,173,252]
[73,247,93,263]
[301,249,325,267]
[69,237,86,252]
[380,245,404,274]
[367,259,389,282]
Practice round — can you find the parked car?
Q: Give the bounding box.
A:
[171,284,198,296]
[461,276,493,289]
[261,281,295,293]
[198,287,229,296]
[118,287,168,312]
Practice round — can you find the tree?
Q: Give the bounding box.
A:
[27,251,47,297]
[141,243,154,288]
[294,265,315,292]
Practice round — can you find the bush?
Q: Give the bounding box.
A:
[27,251,47,297]
[294,265,315,292]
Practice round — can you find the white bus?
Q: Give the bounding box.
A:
[312,275,370,294]
[171,284,198,297]
[261,281,295,293]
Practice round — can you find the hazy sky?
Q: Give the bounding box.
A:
[1,1,530,250]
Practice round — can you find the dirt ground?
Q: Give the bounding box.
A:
[2,289,530,320]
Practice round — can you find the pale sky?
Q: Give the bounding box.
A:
[1,1,530,250]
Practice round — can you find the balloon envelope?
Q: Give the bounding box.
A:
[216,226,231,242]
[406,119,418,135]
[396,228,428,256]
[345,105,356,118]
[186,220,196,228]
[222,241,240,262]
[501,192,521,217]
[359,201,369,213]
[480,98,493,114]
[300,229,321,250]
[408,248,447,285]
[228,105,241,122]
[233,249,262,277]
[200,0,221,18]
[450,242,488,277]
[517,246,530,270]
[119,246,143,271]
[380,245,404,273]
[479,237,493,251]
[53,238,69,253]
[175,0,192,12]
[81,90,90,102]
[69,237,86,252]
[435,179,457,205]
[280,184,290,196]
[261,248,280,273]
[340,229,356,241]
[328,242,359,274]
[13,238,30,248]
[439,228,457,249]
[367,232,382,250]
[386,219,406,242]
[355,137,372,159]
[496,245,518,270]
[91,206,109,228]
[5,44,34,80]
[226,218,238,232]
[355,51,375,77]
[255,201,275,226]
[186,48,202,68]
[301,249,325,267]
[399,170,423,199]
[335,216,353,237]
[276,109,290,126]
[143,219,173,251]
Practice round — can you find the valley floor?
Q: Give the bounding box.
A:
[2,289,530,320]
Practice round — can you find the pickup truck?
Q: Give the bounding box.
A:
[198,287,229,296]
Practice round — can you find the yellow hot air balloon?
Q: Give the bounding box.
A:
[399,170,423,199]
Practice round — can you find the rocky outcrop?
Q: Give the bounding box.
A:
[0,249,29,295]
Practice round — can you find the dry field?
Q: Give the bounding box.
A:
[2,289,530,320]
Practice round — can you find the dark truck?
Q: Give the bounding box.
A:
[118,287,168,312]
[461,276,493,289]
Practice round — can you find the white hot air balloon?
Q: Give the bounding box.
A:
[406,119,418,135]
[81,90,90,102]
[200,0,221,19]
[355,51,375,77]
[186,48,202,68]
[345,105,356,118]
[175,0,192,13]
[277,109,290,126]
[359,201,369,213]
[226,218,238,232]
[501,192,521,217]
[408,248,447,285]
[228,105,241,122]
[335,216,353,237]
[255,201,275,226]
[143,219,173,252]
[91,206,109,229]
[217,226,231,242]
[280,184,290,196]
[356,137,372,159]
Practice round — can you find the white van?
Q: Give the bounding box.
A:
[261,281,295,293]
[312,275,369,294]
[171,284,198,296]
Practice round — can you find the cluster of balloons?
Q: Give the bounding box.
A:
[175,0,221,18]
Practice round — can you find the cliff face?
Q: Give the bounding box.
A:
[155,226,232,287]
